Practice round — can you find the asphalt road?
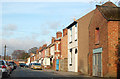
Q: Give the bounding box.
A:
[1,67,115,79]
[11,67,62,77]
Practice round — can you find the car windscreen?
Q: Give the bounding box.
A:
[33,63,41,65]
[9,62,14,65]
[20,63,26,65]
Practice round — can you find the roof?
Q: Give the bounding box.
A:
[96,2,120,21]
[66,21,77,29]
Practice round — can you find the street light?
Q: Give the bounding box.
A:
[4,45,6,60]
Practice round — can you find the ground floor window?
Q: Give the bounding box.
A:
[70,49,72,66]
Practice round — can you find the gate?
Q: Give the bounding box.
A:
[56,59,59,71]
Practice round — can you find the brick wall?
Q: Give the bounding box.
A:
[89,8,109,76]
[108,21,119,77]
[61,29,68,59]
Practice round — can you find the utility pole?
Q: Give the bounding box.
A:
[4,45,6,60]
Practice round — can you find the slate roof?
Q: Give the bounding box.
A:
[97,2,120,21]
[67,21,77,29]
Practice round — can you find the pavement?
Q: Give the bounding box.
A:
[43,69,91,77]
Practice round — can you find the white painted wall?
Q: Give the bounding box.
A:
[26,57,30,65]
[43,58,50,66]
[68,23,78,72]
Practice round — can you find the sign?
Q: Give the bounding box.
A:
[93,48,102,53]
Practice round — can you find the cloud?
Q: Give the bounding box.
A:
[42,29,50,35]
[48,22,61,30]
[3,24,17,31]
[0,38,46,56]
[2,24,17,37]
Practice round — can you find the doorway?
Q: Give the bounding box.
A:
[93,53,102,77]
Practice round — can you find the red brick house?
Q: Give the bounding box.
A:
[48,37,55,69]
[53,31,62,71]
[39,44,47,66]
[89,1,120,77]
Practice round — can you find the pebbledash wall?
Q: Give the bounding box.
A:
[89,2,120,77]
[77,10,94,74]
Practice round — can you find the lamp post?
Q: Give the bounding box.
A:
[4,45,6,60]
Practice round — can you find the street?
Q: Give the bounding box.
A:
[1,67,99,79]
[1,67,116,79]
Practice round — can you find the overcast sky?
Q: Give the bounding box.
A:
[0,0,119,56]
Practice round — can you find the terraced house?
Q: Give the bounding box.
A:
[67,21,78,72]
[60,28,68,71]
[26,1,120,78]
[88,2,120,77]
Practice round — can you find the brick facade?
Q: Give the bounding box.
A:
[60,28,68,71]
[89,2,120,77]
[61,28,68,59]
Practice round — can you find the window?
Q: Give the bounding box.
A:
[75,23,77,40]
[69,49,72,66]
[56,43,58,51]
[75,48,77,54]
[95,27,100,44]
[70,27,72,43]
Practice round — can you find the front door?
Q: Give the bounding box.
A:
[93,53,102,77]
[56,59,59,71]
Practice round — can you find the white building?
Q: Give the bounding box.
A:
[49,44,55,63]
[26,57,30,65]
[43,47,50,67]
[67,21,78,72]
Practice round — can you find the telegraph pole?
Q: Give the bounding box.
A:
[4,45,6,60]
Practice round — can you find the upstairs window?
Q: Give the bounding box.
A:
[70,27,72,43]
[95,27,100,44]
[75,23,77,41]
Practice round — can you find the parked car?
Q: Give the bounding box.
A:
[19,63,26,67]
[6,61,12,73]
[0,60,11,78]
[0,68,2,79]
[9,63,14,71]
[29,63,34,69]
[25,64,29,68]
[30,63,34,69]
[9,61,17,69]
[32,63,42,70]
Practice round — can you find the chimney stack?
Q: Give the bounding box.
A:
[42,44,47,48]
[39,47,42,51]
[56,31,62,39]
[63,28,67,37]
[51,37,55,43]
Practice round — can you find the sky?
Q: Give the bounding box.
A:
[0,0,119,56]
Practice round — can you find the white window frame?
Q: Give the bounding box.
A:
[75,23,77,40]
[70,27,72,42]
